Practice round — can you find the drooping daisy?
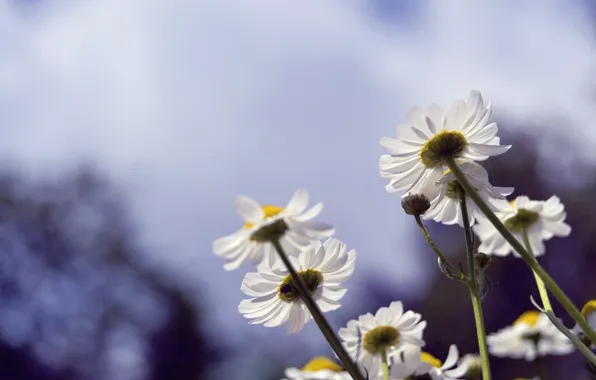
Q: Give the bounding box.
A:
[389,344,468,380]
[238,238,355,334]
[422,162,513,227]
[573,300,596,347]
[338,301,426,378]
[487,311,574,361]
[473,195,571,257]
[282,357,354,380]
[213,189,334,270]
[379,90,510,196]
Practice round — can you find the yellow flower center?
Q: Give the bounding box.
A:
[419,130,468,168]
[301,357,343,372]
[243,205,284,229]
[503,208,540,232]
[362,326,400,354]
[581,300,596,318]
[513,311,540,327]
[420,352,442,368]
[278,269,323,303]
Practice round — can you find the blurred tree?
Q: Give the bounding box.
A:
[0,165,221,380]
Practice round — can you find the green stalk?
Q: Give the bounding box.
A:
[414,214,463,280]
[459,190,492,380]
[533,350,548,380]
[271,239,365,380]
[445,159,596,354]
[521,228,553,312]
[381,350,390,380]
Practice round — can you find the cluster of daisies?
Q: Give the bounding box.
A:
[281,305,596,380]
[212,90,596,379]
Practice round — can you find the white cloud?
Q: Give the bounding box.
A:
[0,0,595,374]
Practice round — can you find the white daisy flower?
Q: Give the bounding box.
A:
[213,189,334,270]
[572,300,596,347]
[422,162,513,227]
[338,301,426,378]
[473,195,571,257]
[487,311,574,361]
[379,90,510,196]
[238,238,355,334]
[390,344,468,380]
[282,357,353,380]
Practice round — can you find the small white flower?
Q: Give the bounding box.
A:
[213,189,334,270]
[422,162,513,227]
[473,195,571,257]
[572,300,596,347]
[487,311,574,361]
[338,301,426,378]
[282,368,352,380]
[390,344,468,380]
[238,238,355,334]
[282,357,352,380]
[379,90,510,196]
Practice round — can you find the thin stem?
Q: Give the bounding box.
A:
[533,347,548,380]
[381,350,390,380]
[459,189,492,380]
[445,158,596,347]
[271,239,365,380]
[414,214,463,280]
[522,228,553,312]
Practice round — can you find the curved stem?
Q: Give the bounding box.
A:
[381,350,390,380]
[459,190,492,380]
[522,228,552,312]
[445,158,596,348]
[271,239,365,380]
[414,215,463,280]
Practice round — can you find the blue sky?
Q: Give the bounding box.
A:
[1,0,596,378]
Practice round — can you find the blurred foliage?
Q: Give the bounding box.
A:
[0,165,222,380]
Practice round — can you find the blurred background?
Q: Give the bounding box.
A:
[1,0,596,379]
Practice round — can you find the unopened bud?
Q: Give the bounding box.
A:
[475,252,492,270]
[401,193,431,216]
[578,331,592,347]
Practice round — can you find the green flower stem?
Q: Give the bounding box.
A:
[445,158,596,351]
[414,215,463,280]
[521,228,553,312]
[271,239,365,380]
[533,350,548,380]
[459,191,492,380]
[381,350,390,380]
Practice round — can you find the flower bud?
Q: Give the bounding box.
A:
[475,252,492,271]
[401,193,431,216]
